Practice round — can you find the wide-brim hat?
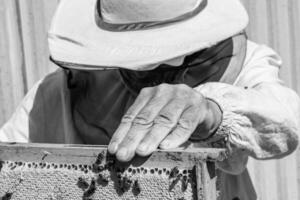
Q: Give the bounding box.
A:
[48,0,249,71]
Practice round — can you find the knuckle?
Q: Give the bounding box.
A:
[145,134,161,147]
[132,116,153,128]
[154,113,176,128]
[155,84,172,96]
[140,87,153,95]
[150,133,162,142]
[135,111,152,123]
[175,86,191,98]
[181,91,191,99]
[172,130,187,138]
[158,83,170,90]
[170,100,185,110]
[178,118,194,132]
[123,134,136,144]
[177,84,189,90]
[190,96,203,107]
[147,97,161,107]
[176,89,203,106]
[193,91,204,101]
[121,114,135,123]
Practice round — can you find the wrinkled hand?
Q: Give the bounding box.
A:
[108,84,222,162]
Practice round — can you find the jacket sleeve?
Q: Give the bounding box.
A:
[0,80,42,143]
[195,41,300,175]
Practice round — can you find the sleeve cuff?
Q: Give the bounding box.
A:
[199,94,251,151]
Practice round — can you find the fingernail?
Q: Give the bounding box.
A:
[108,142,118,154]
[117,148,128,160]
[137,144,148,153]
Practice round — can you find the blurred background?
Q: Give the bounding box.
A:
[0,0,299,199]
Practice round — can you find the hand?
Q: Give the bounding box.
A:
[108,84,222,162]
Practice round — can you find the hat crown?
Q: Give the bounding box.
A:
[100,0,203,24]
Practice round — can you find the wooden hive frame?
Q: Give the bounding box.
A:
[0,143,226,200]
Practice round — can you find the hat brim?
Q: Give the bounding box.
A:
[48,0,248,70]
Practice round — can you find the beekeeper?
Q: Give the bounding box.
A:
[1,0,299,199]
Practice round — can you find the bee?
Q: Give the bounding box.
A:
[10,165,16,170]
[132,180,141,196]
[105,153,116,168]
[119,176,132,192]
[182,175,188,192]
[0,160,4,172]
[77,177,89,190]
[97,173,109,186]
[1,192,13,200]
[169,175,181,191]
[169,166,179,178]
[95,152,104,165]
[92,163,105,173]
[83,179,96,199]
[41,151,51,161]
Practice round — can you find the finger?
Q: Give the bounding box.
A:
[136,99,186,156]
[159,106,202,149]
[108,87,153,154]
[132,88,172,128]
[115,125,150,162]
[115,88,173,161]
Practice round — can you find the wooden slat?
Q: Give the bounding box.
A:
[0,143,224,200]
[0,143,226,168]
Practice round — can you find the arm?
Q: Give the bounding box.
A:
[0,79,42,143]
[195,41,300,174]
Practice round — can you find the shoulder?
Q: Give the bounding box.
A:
[0,70,65,142]
[244,40,282,67]
[37,69,66,94]
[24,70,66,114]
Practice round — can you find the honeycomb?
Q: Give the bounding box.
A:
[0,144,226,200]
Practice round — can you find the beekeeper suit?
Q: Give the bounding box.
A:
[1,0,299,199]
